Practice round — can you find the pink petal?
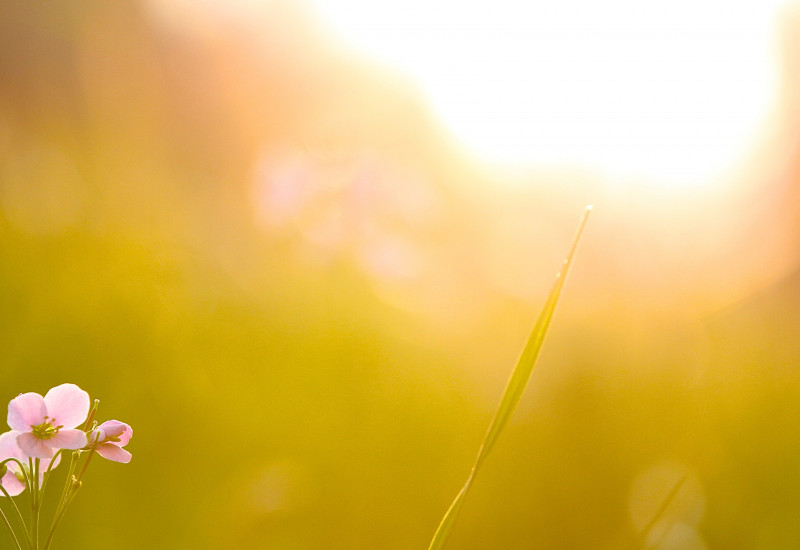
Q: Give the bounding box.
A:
[0,469,25,497]
[7,393,46,431]
[0,431,23,460]
[43,384,90,429]
[98,420,133,446]
[0,431,27,496]
[48,429,87,450]
[86,428,101,447]
[42,452,62,471]
[38,452,62,484]
[96,444,131,463]
[16,432,55,459]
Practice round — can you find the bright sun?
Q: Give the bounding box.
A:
[312,0,789,188]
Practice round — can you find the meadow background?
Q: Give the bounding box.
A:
[2,2,800,549]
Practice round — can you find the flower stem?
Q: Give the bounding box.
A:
[74,444,98,486]
[42,503,70,550]
[42,480,82,550]
[82,399,99,432]
[0,483,31,549]
[0,471,27,550]
[0,459,31,543]
[55,453,78,515]
[45,452,80,550]
[0,503,23,550]
[39,451,61,499]
[44,437,98,550]
[29,458,39,550]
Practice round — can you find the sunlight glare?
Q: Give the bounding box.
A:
[312,0,789,188]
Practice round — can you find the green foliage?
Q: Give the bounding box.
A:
[428,208,591,550]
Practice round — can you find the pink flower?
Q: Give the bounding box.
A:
[87,420,132,463]
[0,431,60,496]
[7,383,90,459]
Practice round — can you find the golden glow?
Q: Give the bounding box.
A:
[5,4,800,548]
[312,0,788,188]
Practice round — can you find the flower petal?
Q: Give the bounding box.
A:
[48,429,87,450]
[42,452,61,472]
[96,444,131,463]
[37,453,62,485]
[0,469,25,497]
[43,384,90,429]
[86,428,101,448]
[0,431,27,496]
[0,431,23,460]
[7,393,46,431]
[97,420,133,446]
[16,432,55,458]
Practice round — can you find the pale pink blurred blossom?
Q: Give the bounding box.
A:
[0,431,61,496]
[253,149,439,283]
[7,383,90,459]
[253,151,315,228]
[87,420,132,464]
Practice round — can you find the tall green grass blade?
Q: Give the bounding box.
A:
[428,206,592,550]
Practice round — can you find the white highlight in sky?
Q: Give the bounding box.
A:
[312,0,789,187]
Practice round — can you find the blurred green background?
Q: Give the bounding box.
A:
[2,2,800,549]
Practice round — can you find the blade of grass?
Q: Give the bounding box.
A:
[428,206,592,550]
[627,475,687,550]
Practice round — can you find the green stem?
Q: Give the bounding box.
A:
[41,507,67,550]
[1,459,31,495]
[0,460,31,549]
[73,446,97,486]
[42,479,86,550]
[82,400,99,433]
[45,452,80,550]
[55,453,78,514]
[30,458,39,550]
[0,476,27,550]
[42,469,83,550]
[44,434,99,550]
[0,484,30,549]
[39,451,62,499]
[0,502,23,550]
